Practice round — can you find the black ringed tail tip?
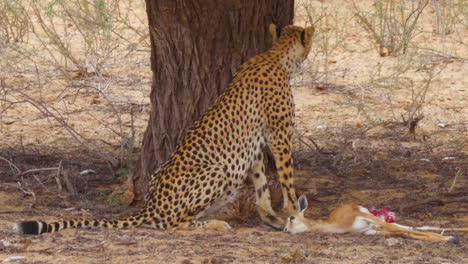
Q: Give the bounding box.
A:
[13,221,45,235]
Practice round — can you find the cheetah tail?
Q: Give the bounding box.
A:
[13,211,146,235]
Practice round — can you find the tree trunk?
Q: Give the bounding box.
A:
[131,0,294,204]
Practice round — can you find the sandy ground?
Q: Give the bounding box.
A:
[0,169,467,264]
[1,0,467,263]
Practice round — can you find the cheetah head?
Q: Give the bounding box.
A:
[269,24,314,71]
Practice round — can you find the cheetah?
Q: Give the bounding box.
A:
[14,24,315,235]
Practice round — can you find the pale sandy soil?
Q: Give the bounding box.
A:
[1,0,467,263]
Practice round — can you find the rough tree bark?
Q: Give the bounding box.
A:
[131,0,294,204]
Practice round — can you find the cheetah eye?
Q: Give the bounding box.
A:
[289,216,295,222]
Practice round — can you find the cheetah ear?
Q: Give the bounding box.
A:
[269,24,281,43]
[301,26,315,47]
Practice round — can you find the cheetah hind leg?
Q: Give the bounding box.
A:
[250,155,285,230]
[179,220,232,232]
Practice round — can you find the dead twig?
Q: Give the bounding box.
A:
[401,113,424,140]
[114,241,138,246]
[54,160,63,192]
[448,168,463,193]
[296,134,322,153]
[62,170,77,194]
[0,155,62,179]
[16,182,36,204]
[0,156,21,175]
[31,174,49,192]
[18,167,59,176]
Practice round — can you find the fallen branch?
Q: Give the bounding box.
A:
[399,196,468,213]
[0,156,21,175]
[18,167,59,176]
[16,182,36,205]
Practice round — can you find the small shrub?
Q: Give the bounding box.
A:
[296,0,351,86]
[352,0,429,56]
[26,0,119,78]
[0,1,30,43]
[431,0,466,36]
[344,53,448,140]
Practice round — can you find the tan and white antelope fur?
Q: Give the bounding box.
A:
[283,195,463,243]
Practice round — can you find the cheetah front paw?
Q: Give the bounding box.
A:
[257,207,285,230]
[205,220,232,232]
